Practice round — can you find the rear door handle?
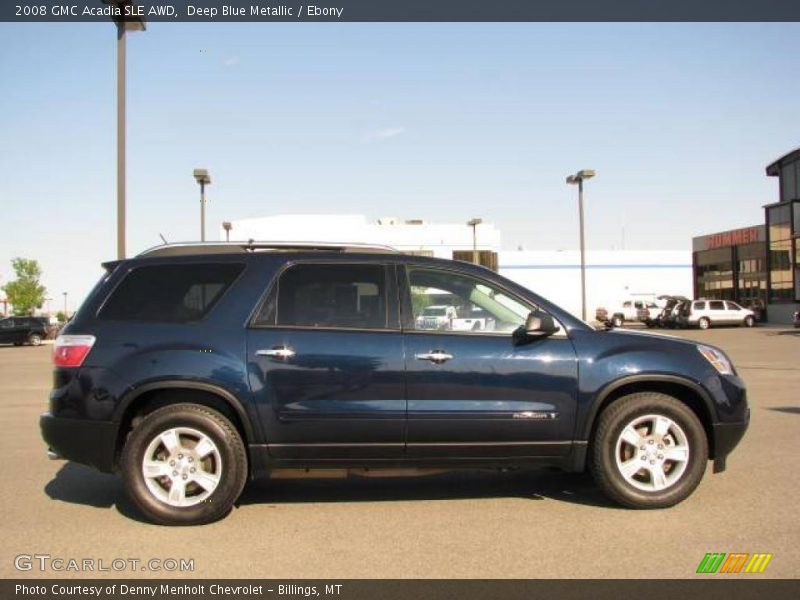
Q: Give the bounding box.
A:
[256,346,296,359]
[415,350,453,364]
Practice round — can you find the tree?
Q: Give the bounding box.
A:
[55,311,67,324]
[2,258,47,316]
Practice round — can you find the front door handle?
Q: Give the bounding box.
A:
[256,346,296,359]
[415,350,453,364]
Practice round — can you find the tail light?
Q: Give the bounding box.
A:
[53,335,96,368]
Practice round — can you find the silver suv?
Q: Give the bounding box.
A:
[681,300,756,330]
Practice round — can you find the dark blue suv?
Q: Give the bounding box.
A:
[41,242,749,525]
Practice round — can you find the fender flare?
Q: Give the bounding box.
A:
[580,374,716,441]
[114,380,257,443]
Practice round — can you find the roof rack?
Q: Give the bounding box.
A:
[137,240,400,258]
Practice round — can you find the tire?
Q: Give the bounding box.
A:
[697,317,711,330]
[743,316,755,328]
[590,392,708,509]
[27,333,43,346]
[611,315,624,328]
[120,403,248,526]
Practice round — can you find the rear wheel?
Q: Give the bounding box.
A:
[121,403,247,525]
[27,333,43,346]
[590,392,708,509]
[697,317,711,330]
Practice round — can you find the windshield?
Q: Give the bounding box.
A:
[422,307,447,316]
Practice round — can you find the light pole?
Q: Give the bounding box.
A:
[105,1,146,260]
[222,221,232,242]
[193,169,212,242]
[566,169,596,321]
[467,218,483,265]
[62,292,68,318]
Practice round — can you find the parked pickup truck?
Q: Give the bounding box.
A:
[596,299,659,328]
[416,305,490,331]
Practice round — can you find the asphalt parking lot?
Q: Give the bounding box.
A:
[1,327,798,579]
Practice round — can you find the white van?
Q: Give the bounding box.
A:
[682,300,756,329]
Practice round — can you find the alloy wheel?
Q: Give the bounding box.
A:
[614,414,690,492]
[141,427,223,507]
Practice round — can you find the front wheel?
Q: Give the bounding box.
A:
[120,403,248,525]
[590,392,708,509]
[611,315,624,328]
[743,316,755,328]
[27,333,43,346]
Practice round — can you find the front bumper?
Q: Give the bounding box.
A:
[711,408,750,473]
[40,413,117,473]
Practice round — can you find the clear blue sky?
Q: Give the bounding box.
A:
[1,22,798,311]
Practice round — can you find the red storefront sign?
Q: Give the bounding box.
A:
[706,227,761,249]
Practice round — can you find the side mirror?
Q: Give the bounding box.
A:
[514,310,560,342]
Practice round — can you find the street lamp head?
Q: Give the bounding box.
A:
[193,169,211,185]
[103,1,147,31]
[566,170,596,185]
[467,218,483,227]
[222,221,232,232]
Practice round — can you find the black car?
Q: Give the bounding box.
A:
[0,316,49,346]
[41,242,749,525]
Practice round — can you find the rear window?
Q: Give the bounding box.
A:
[99,263,244,323]
[253,263,388,330]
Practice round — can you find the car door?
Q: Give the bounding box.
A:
[725,301,744,324]
[400,264,579,459]
[246,261,406,459]
[708,300,726,324]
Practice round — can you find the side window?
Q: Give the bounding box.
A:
[99,263,244,323]
[257,263,388,330]
[407,267,534,334]
[693,301,706,310]
[0,319,12,329]
[709,300,725,311]
[623,301,631,308]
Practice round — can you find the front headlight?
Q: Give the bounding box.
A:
[697,345,734,375]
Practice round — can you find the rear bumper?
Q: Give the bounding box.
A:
[40,413,117,473]
[711,409,750,473]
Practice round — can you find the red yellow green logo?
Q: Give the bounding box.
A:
[696,553,773,574]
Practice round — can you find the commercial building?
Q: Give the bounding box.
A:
[692,146,800,324]
[221,215,692,320]
[220,214,502,268]
[692,224,767,313]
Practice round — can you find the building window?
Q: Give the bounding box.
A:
[735,242,767,310]
[779,161,800,203]
[767,204,794,303]
[695,247,734,300]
